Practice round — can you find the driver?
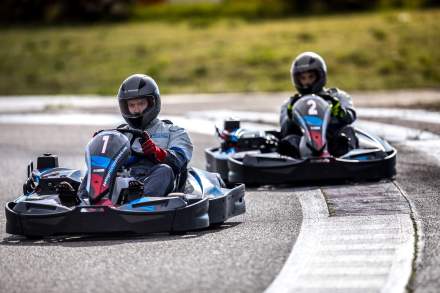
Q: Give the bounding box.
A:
[117,74,193,198]
[279,52,358,157]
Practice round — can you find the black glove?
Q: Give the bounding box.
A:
[57,181,81,205]
[287,95,301,120]
[329,96,348,119]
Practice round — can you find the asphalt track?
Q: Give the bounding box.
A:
[0,124,302,293]
[1,92,440,292]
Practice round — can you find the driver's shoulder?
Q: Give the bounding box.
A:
[156,118,186,133]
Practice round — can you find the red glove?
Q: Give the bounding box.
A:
[141,134,167,162]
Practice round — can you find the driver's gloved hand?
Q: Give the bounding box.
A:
[140,132,167,163]
[57,181,76,195]
[128,180,143,191]
[287,94,301,120]
[57,181,81,205]
[330,97,348,119]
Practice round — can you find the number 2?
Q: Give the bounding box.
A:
[101,135,109,153]
[307,100,318,115]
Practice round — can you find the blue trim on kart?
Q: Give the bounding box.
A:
[122,197,156,212]
[34,168,52,183]
[303,115,323,126]
[191,170,203,191]
[354,155,370,161]
[206,185,224,196]
[219,147,236,157]
[125,155,141,166]
[91,156,111,168]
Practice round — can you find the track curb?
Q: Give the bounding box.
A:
[266,184,415,293]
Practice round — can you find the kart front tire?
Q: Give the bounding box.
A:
[169,231,187,236]
[24,235,44,240]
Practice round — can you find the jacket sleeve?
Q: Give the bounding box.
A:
[280,96,302,137]
[328,88,357,125]
[164,125,193,175]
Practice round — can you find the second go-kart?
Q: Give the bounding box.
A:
[5,128,245,237]
[205,94,396,185]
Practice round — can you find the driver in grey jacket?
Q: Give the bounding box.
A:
[117,74,193,198]
[279,52,358,157]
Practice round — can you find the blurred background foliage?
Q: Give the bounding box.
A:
[1,0,439,24]
[0,1,438,95]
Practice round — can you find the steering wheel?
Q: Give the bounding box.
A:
[94,128,150,157]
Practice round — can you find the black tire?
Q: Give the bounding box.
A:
[169,230,187,236]
[25,235,44,240]
[210,222,225,229]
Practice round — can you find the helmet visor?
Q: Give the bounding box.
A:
[119,95,155,119]
[296,70,318,88]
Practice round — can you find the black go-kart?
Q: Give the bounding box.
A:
[5,128,245,238]
[205,94,396,185]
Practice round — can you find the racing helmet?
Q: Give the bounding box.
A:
[290,52,327,95]
[117,74,161,129]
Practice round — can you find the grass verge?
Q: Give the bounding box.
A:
[0,9,439,95]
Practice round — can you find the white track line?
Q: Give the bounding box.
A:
[0,109,439,142]
[0,113,274,136]
[0,113,124,126]
[188,108,440,125]
[359,108,440,125]
[0,94,231,112]
[265,187,414,293]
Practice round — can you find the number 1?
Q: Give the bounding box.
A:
[101,135,109,153]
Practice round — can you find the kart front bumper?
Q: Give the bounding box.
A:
[5,184,245,237]
[206,147,396,185]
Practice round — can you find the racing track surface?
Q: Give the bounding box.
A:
[0,124,302,293]
[1,91,440,292]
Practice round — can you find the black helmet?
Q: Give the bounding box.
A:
[291,52,327,95]
[117,74,161,129]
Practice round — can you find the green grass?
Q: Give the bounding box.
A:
[132,1,288,22]
[0,9,439,95]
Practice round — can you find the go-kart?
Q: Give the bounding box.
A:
[205,94,396,185]
[5,128,245,237]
